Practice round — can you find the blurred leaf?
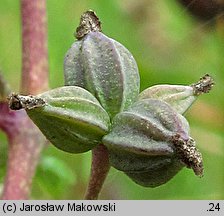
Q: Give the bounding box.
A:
[0,132,7,182]
[41,156,76,184]
[35,156,76,199]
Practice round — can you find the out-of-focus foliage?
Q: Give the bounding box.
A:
[0,0,224,199]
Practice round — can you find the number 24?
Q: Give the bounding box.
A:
[208,203,220,211]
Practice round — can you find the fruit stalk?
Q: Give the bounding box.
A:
[84,144,110,200]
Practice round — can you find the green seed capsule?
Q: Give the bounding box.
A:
[138,74,214,114]
[64,11,140,118]
[103,99,203,187]
[9,86,110,153]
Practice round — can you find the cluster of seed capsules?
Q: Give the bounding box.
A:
[9,11,214,187]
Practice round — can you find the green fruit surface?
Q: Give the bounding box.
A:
[138,84,196,114]
[64,32,140,118]
[103,99,190,187]
[27,86,110,153]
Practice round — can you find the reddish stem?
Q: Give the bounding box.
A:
[20,0,48,94]
[84,144,110,200]
[0,0,48,199]
[0,104,45,199]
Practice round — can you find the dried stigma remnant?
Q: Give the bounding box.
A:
[172,134,203,177]
[191,74,214,96]
[8,93,45,110]
[75,10,102,40]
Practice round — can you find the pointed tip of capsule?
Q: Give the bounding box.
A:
[7,93,45,110]
[192,161,204,177]
[172,135,204,177]
[191,74,215,96]
[75,10,102,40]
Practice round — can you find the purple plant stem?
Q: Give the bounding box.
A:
[0,104,45,199]
[84,144,110,200]
[1,0,48,199]
[21,0,48,95]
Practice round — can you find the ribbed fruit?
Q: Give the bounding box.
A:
[27,86,110,153]
[64,31,140,118]
[138,74,214,114]
[103,99,203,187]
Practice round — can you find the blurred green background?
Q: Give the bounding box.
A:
[0,0,224,199]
